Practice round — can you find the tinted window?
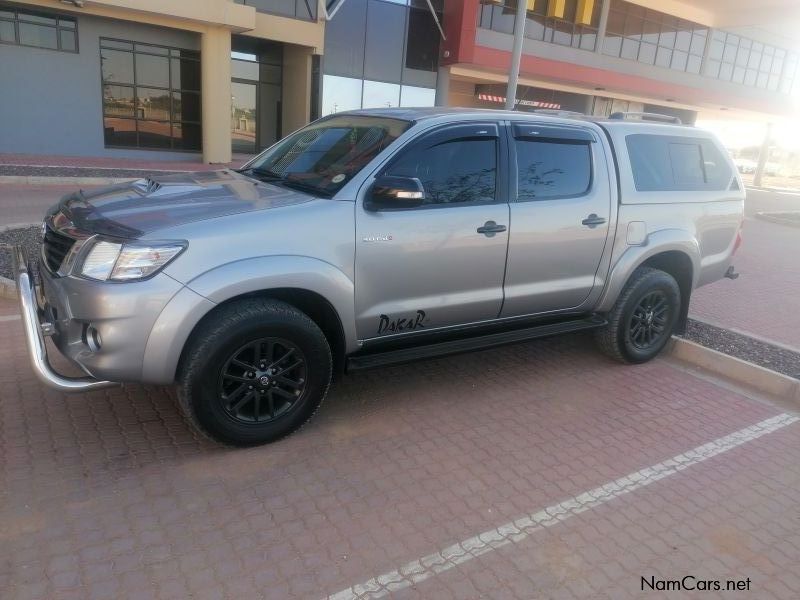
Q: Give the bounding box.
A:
[1,6,77,52]
[406,5,442,72]
[100,38,202,151]
[626,134,732,191]
[388,138,497,205]
[515,140,592,200]
[246,115,411,197]
[668,142,704,186]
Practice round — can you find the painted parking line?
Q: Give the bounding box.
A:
[327,412,799,600]
[0,314,20,322]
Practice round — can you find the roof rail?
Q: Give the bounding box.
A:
[532,109,586,118]
[608,111,682,124]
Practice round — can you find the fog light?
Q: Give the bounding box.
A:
[86,325,102,352]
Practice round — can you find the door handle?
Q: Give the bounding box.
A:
[477,221,507,236]
[581,214,607,228]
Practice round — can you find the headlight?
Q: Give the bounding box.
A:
[80,240,186,281]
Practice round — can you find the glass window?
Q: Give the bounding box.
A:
[172,122,202,151]
[103,85,135,117]
[322,74,363,115]
[638,42,656,65]
[18,22,57,49]
[59,29,76,52]
[171,59,201,91]
[626,134,731,191]
[101,49,134,84]
[136,53,170,88]
[699,139,733,188]
[20,12,56,25]
[232,58,260,81]
[400,85,436,107]
[406,5,442,72]
[100,38,201,151]
[388,138,497,206]
[668,143,704,186]
[1,7,76,52]
[0,19,15,43]
[655,46,672,68]
[515,140,591,200]
[362,80,401,109]
[245,115,412,197]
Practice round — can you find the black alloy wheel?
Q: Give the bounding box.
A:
[627,290,670,350]
[219,338,308,424]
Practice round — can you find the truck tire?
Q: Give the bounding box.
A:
[178,298,332,446]
[595,267,681,364]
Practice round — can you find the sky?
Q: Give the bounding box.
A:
[697,117,800,151]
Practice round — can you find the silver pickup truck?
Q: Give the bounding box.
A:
[13,108,744,446]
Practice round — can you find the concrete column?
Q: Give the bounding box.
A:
[753,122,773,188]
[435,66,450,106]
[282,44,314,135]
[595,0,610,54]
[201,26,232,164]
[700,27,714,75]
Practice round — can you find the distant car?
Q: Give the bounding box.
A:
[13,108,745,446]
[734,158,756,174]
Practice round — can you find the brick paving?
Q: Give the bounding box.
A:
[1,297,799,599]
[690,216,800,351]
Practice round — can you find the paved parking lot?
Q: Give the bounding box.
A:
[1,297,799,599]
[690,206,800,350]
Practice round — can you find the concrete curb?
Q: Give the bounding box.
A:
[755,211,800,228]
[669,337,800,404]
[0,176,135,185]
[0,275,15,300]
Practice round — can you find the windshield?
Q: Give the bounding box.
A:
[241,115,412,197]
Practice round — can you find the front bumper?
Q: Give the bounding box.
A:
[13,245,118,392]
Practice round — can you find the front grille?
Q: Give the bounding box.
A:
[42,226,76,273]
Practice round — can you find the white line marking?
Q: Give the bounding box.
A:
[327,412,799,600]
[0,314,21,322]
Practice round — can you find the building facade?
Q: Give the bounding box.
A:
[0,0,797,164]
[437,0,799,124]
[0,0,324,163]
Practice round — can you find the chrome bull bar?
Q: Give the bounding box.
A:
[12,245,118,392]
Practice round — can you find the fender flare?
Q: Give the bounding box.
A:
[141,256,356,384]
[595,229,701,313]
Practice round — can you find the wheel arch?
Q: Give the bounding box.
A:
[142,256,357,384]
[596,230,700,334]
[638,250,694,334]
[178,288,347,382]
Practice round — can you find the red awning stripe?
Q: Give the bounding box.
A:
[477,93,561,109]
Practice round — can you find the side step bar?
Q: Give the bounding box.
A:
[346,316,607,372]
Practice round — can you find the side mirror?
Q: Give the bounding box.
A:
[365,176,426,211]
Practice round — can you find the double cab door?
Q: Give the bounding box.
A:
[354,120,612,341]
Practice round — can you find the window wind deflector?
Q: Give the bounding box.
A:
[512,124,596,143]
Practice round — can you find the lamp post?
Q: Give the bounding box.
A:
[505,1,528,111]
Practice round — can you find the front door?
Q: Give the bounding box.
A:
[355,123,510,340]
[501,123,612,317]
[231,81,257,154]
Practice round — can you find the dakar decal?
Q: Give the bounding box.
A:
[377,310,427,335]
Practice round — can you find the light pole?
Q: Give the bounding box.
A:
[505,0,528,111]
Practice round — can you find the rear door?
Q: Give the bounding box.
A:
[501,122,612,317]
[354,123,510,340]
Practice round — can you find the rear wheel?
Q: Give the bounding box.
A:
[595,267,681,364]
[178,299,332,446]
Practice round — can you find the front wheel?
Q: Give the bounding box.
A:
[178,299,332,446]
[595,267,681,364]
